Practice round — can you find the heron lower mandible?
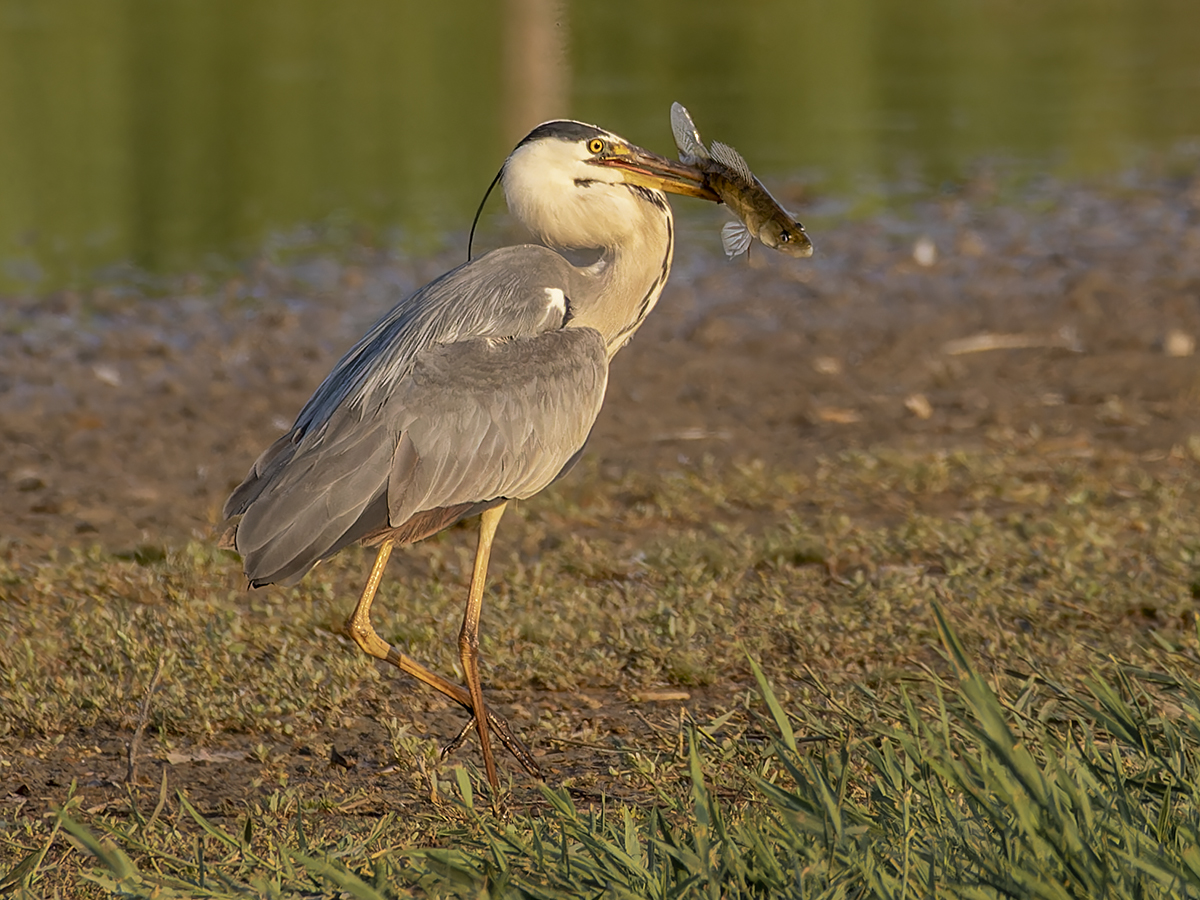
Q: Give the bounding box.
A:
[221,120,720,789]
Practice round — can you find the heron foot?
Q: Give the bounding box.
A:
[348,626,541,778]
[343,534,540,786]
[442,709,541,778]
[343,593,538,775]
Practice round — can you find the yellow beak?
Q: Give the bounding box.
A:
[595,143,718,202]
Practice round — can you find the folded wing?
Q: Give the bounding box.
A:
[223,246,608,587]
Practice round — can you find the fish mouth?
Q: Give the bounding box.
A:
[787,231,815,258]
[594,143,719,201]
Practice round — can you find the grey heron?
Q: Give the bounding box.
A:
[221,120,720,789]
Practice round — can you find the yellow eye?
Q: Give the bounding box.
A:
[587,138,604,154]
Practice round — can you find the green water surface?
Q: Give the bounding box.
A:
[1,0,1198,292]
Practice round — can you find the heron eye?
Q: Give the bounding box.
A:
[587,138,604,154]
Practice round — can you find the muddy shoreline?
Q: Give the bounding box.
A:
[3,174,1199,558]
[2,170,1200,848]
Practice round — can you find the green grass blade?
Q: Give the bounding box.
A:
[748,655,797,754]
[286,849,395,900]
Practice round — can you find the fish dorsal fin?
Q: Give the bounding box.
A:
[670,102,709,164]
[709,140,756,183]
[721,221,753,258]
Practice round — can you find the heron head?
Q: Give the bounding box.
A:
[501,120,717,249]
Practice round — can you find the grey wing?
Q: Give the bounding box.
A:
[226,327,608,587]
[670,102,709,165]
[387,328,608,524]
[223,397,401,586]
[289,245,583,439]
[223,243,590,583]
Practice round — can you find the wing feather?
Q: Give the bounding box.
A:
[289,245,584,441]
[232,402,396,584]
[386,329,608,526]
[224,294,608,587]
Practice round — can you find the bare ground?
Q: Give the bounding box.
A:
[3,170,1200,830]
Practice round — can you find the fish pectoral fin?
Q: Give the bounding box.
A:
[721,221,753,258]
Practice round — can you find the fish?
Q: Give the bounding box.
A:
[670,102,813,259]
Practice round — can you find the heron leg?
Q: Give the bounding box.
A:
[458,502,507,789]
[344,534,539,779]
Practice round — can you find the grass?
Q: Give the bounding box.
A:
[2,442,1200,896]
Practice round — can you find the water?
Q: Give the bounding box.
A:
[2,0,1198,294]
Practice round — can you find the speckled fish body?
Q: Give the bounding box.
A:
[670,102,813,259]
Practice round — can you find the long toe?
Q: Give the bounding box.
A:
[438,709,542,779]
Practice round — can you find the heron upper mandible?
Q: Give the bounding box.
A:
[221,120,720,789]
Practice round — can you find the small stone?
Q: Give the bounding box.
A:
[814,406,862,424]
[1186,435,1200,462]
[93,364,121,387]
[813,356,842,375]
[905,393,934,420]
[913,236,938,267]
[1097,395,1145,426]
[1164,329,1195,357]
[15,472,45,491]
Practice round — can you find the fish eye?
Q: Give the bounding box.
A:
[587,138,605,154]
[779,232,790,243]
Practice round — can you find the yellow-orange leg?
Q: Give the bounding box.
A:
[344,532,538,780]
[458,502,508,789]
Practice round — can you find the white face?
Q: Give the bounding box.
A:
[510,133,624,188]
[502,133,659,249]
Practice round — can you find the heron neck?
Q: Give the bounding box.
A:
[566,199,674,359]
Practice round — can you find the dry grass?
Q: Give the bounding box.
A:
[2,442,1200,896]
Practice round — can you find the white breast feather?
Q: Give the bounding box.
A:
[544,287,566,316]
